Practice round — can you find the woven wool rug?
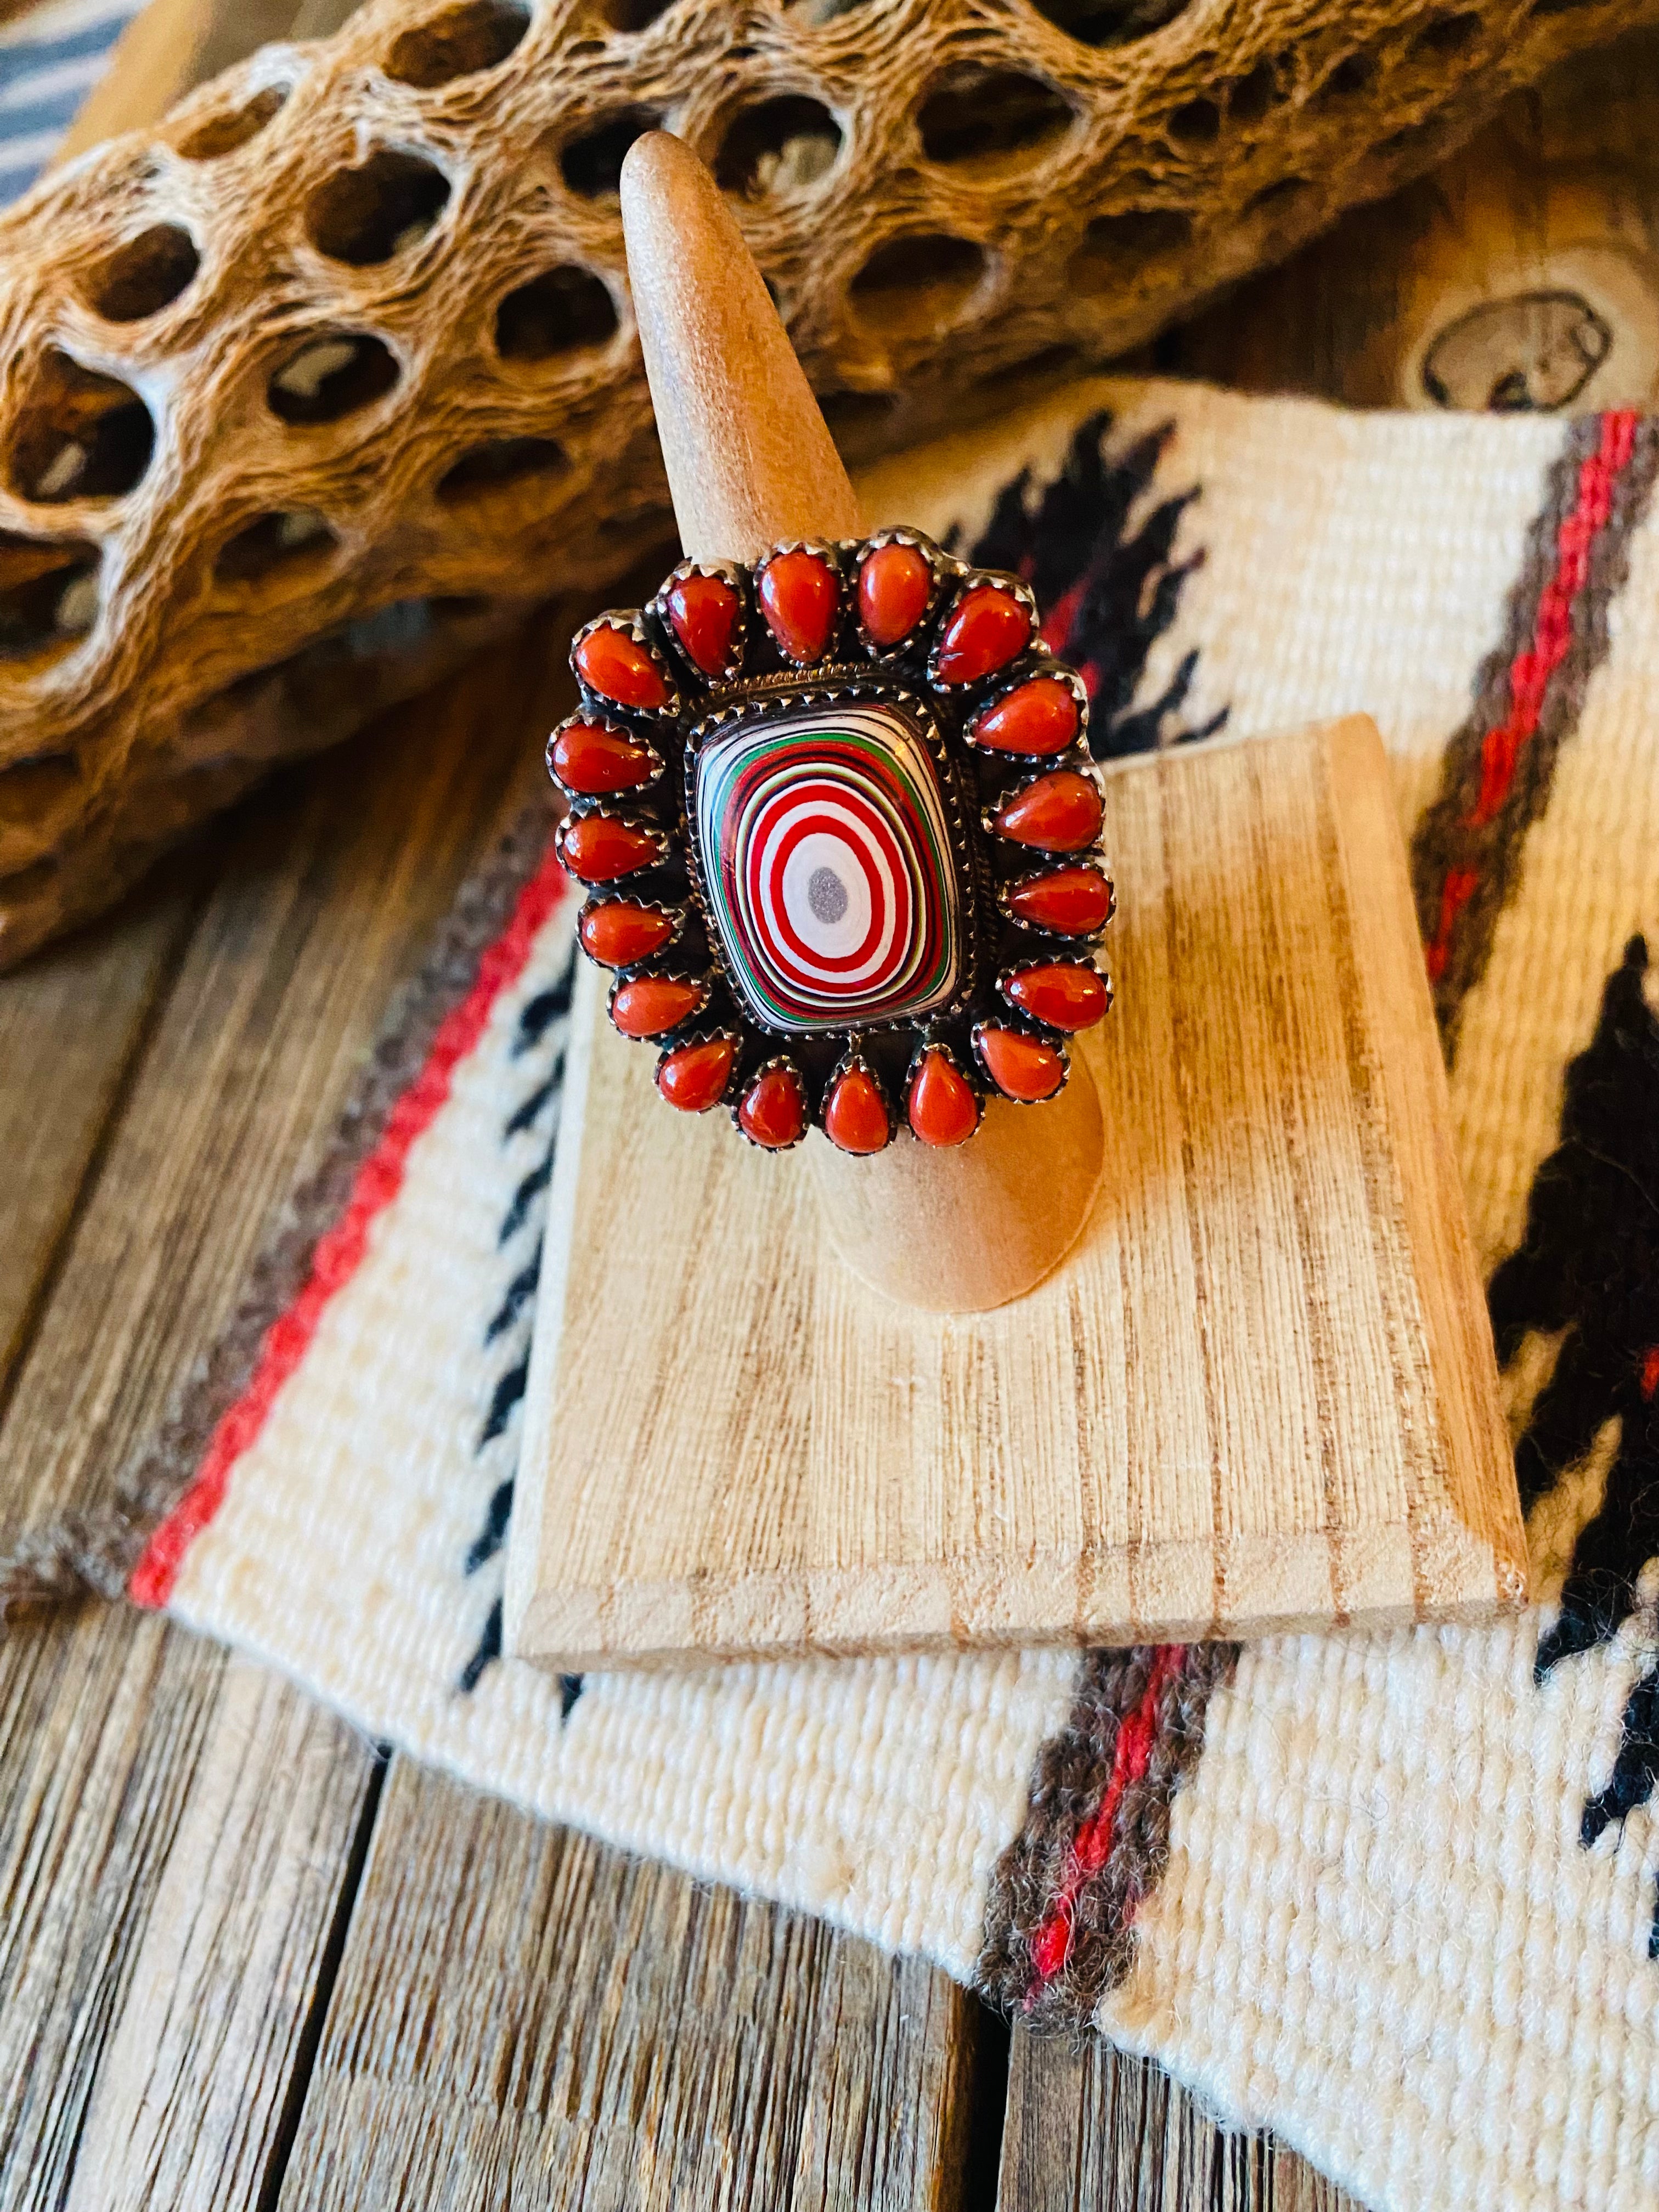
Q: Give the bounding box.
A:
[9,377,1659,2212]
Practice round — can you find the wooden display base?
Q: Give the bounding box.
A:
[506,716,1527,1672]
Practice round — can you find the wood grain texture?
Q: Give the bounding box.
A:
[56,1653,374,2212]
[509,715,1525,1672]
[1323,717,1522,1601]
[0,878,194,1398]
[998,2032,1365,2212]
[621,131,863,567]
[275,1759,982,2212]
[1164,28,1659,411]
[0,1607,375,2212]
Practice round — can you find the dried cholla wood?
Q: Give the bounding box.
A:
[4,0,1659,968]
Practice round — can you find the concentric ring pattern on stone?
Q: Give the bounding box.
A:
[693,701,962,1032]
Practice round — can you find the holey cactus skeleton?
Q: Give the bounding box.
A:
[1,0,1655,965]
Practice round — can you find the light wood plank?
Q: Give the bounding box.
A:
[275,1759,983,2212]
[0,648,548,2209]
[509,717,1523,1672]
[0,879,194,1399]
[998,2032,1367,2212]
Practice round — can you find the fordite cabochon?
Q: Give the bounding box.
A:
[552,531,1114,1154]
[693,699,963,1033]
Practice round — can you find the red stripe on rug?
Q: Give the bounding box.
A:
[1026,1643,1186,1993]
[129,848,568,1610]
[1467,409,1637,829]
[1424,864,1481,985]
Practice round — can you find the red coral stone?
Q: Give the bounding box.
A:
[738,1063,807,1149]
[1006,865,1113,936]
[758,548,838,662]
[551,719,655,796]
[992,769,1103,851]
[574,622,669,711]
[666,571,741,675]
[1003,962,1109,1031]
[559,812,661,883]
[972,679,1080,758]
[977,1025,1065,1102]
[823,1063,891,1154]
[657,1034,736,1113]
[857,541,932,647]
[934,585,1031,685]
[907,1048,979,1147]
[612,975,706,1039]
[579,899,675,968]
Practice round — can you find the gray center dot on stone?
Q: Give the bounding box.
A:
[807,865,849,926]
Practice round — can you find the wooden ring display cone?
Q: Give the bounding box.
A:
[616,131,1104,1315]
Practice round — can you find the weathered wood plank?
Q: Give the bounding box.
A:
[1163,30,1659,410]
[0,879,195,1401]
[275,1760,982,2212]
[998,2032,1366,2212]
[58,1655,377,2212]
[0,1609,375,2212]
[0,650,545,2210]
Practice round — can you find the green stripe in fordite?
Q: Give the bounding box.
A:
[692,701,964,1032]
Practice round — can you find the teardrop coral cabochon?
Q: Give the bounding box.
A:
[692,699,963,1034]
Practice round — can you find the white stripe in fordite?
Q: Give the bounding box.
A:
[695,699,962,1031]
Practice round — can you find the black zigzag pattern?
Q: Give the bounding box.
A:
[964,411,1225,761]
[1492,937,1659,1947]
[455,937,583,1723]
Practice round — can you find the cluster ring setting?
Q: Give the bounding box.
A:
[550,529,1115,1154]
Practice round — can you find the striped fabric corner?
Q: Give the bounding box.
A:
[975,407,1659,2038]
[129,812,567,1609]
[0,798,561,1621]
[0,0,141,205]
